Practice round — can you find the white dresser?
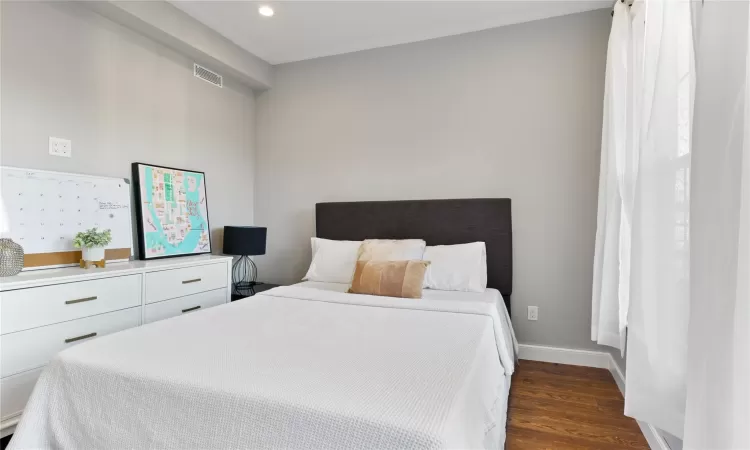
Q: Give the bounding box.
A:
[0,254,233,437]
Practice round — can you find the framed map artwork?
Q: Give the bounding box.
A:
[132,163,212,260]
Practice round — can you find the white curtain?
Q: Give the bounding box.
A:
[624,0,695,438]
[593,0,697,438]
[595,0,750,444]
[684,1,750,448]
[591,0,632,353]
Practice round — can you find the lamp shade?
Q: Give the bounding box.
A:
[223,226,267,256]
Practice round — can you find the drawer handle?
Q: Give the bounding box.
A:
[182,306,201,313]
[65,296,98,305]
[65,332,97,344]
[182,278,201,284]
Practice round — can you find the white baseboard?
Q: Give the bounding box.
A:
[607,355,671,450]
[517,344,611,368]
[0,419,17,438]
[517,343,672,450]
[638,421,672,450]
[608,353,626,394]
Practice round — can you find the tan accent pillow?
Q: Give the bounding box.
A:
[348,260,430,299]
[356,239,426,262]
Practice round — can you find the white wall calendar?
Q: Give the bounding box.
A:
[0,167,133,270]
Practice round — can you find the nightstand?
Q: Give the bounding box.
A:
[231,283,281,301]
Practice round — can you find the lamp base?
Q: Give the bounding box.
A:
[232,255,258,295]
[0,238,24,276]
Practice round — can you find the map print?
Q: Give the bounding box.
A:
[138,165,210,258]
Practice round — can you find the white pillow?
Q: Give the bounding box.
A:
[422,242,487,292]
[357,239,426,261]
[303,238,362,283]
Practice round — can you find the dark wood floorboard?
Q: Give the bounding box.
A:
[506,360,649,450]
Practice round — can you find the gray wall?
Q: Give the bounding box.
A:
[0,1,256,254]
[255,9,611,349]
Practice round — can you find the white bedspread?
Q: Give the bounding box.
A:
[9,285,516,450]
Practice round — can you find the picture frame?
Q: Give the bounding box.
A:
[131,162,212,260]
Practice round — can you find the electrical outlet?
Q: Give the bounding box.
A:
[49,137,72,157]
[527,306,539,321]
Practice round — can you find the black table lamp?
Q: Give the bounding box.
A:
[223,226,267,295]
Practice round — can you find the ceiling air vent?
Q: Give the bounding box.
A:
[194,63,223,88]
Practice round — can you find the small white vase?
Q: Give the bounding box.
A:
[82,246,105,262]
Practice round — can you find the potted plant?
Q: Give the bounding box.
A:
[73,228,112,266]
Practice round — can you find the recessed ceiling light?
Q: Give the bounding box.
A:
[258,5,274,17]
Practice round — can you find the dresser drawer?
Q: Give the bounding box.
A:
[1,275,142,335]
[144,263,227,304]
[144,289,226,324]
[1,307,141,378]
[0,367,43,422]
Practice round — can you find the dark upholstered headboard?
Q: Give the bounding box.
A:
[315,199,512,314]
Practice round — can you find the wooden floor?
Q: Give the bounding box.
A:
[506,360,649,449]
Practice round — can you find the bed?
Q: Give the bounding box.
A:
[9,198,516,450]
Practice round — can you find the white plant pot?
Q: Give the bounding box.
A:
[82,246,105,262]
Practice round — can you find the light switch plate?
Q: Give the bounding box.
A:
[49,137,72,157]
[527,306,539,321]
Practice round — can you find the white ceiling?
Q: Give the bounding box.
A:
[171,1,611,65]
